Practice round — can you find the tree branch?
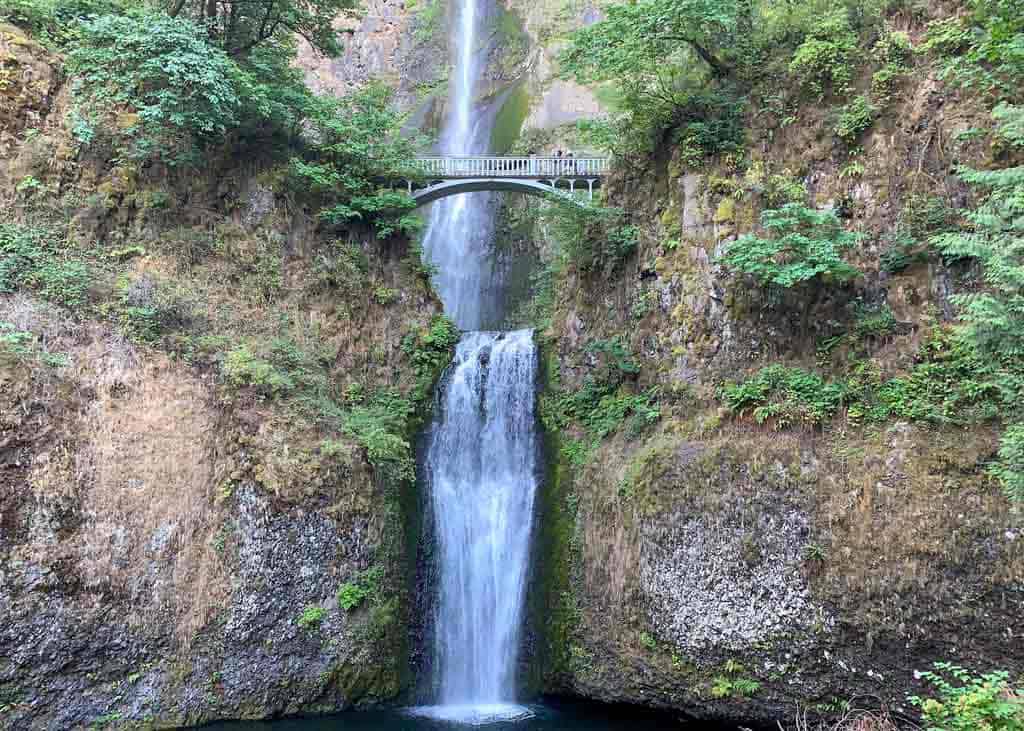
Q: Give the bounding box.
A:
[660,35,731,76]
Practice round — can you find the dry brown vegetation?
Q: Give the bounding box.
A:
[780,706,908,731]
[3,296,230,643]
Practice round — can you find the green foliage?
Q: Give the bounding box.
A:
[923,1,1024,102]
[337,567,384,611]
[719,204,862,288]
[993,424,1024,502]
[871,30,913,105]
[0,223,92,311]
[163,0,357,58]
[789,9,859,98]
[402,315,460,400]
[559,0,746,157]
[835,95,877,144]
[545,199,637,274]
[0,0,126,48]
[559,0,741,94]
[849,299,897,341]
[411,0,443,43]
[720,364,848,428]
[0,322,68,367]
[875,328,1004,425]
[932,106,1024,360]
[296,605,326,629]
[710,661,761,699]
[310,240,370,295]
[222,344,297,396]
[115,274,202,343]
[909,663,1024,731]
[671,88,748,166]
[67,11,245,165]
[542,337,660,465]
[288,85,423,239]
[373,286,399,306]
[342,389,416,484]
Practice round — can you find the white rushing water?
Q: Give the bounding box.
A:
[410,0,541,724]
[420,0,501,330]
[414,332,539,723]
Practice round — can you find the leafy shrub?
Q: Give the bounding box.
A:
[558,0,743,156]
[0,0,125,48]
[402,315,459,399]
[222,345,296,396]
[116,274,202,342]
[545,199,637,274]
[543,337,659,465]
[0,223,91,311]
[310,240,369,295]
[909,662,1024,730]
[168,0,357,59]
[850,300,896,341]
[336,566,384,611]
[288,85,423,239]
[835,95,877,144]
[373,286,399,305]
[719,204,862,288]
[992,425,1024,503]
[789,10,859,98]
[923,1,1024,101]
[342,389,416,484]
[671,87,748,167]
[871,30,913,105]
[932,106,1024,360]
[67,11,245,165]
[296,605,326,629]
[720,364,848,429]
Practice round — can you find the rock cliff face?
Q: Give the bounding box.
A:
[522,17,1024,722]
[0,31,450,727]
[3,1,1023,728]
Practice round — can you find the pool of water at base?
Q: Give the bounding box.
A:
[196,699,751,731]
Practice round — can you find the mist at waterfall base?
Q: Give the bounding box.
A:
[196,700,751,730]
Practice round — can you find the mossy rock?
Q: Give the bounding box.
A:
[713,197,736,224]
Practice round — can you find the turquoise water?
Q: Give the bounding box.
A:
[197,700,738,730]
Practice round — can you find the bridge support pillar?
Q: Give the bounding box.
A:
[587,179,596,200]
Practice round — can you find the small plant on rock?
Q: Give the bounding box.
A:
[909,662,1024,730]
[297,605,326,629]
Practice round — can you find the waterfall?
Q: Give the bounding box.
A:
[416,331,539,723]
[411,0,540,724]
[420,0,501,331]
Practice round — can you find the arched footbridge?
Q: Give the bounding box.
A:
[403,156,610,206]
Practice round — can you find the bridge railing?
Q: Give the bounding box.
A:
[412,156,610,178]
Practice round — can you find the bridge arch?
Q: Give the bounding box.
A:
[411,178,594,207]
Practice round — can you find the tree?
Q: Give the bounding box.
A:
[288,84,424,238]
[165,0,358,58]
[719,203,862,288]
[559,0,742,89]
[559,0,749,156]
[67,11,245,163]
